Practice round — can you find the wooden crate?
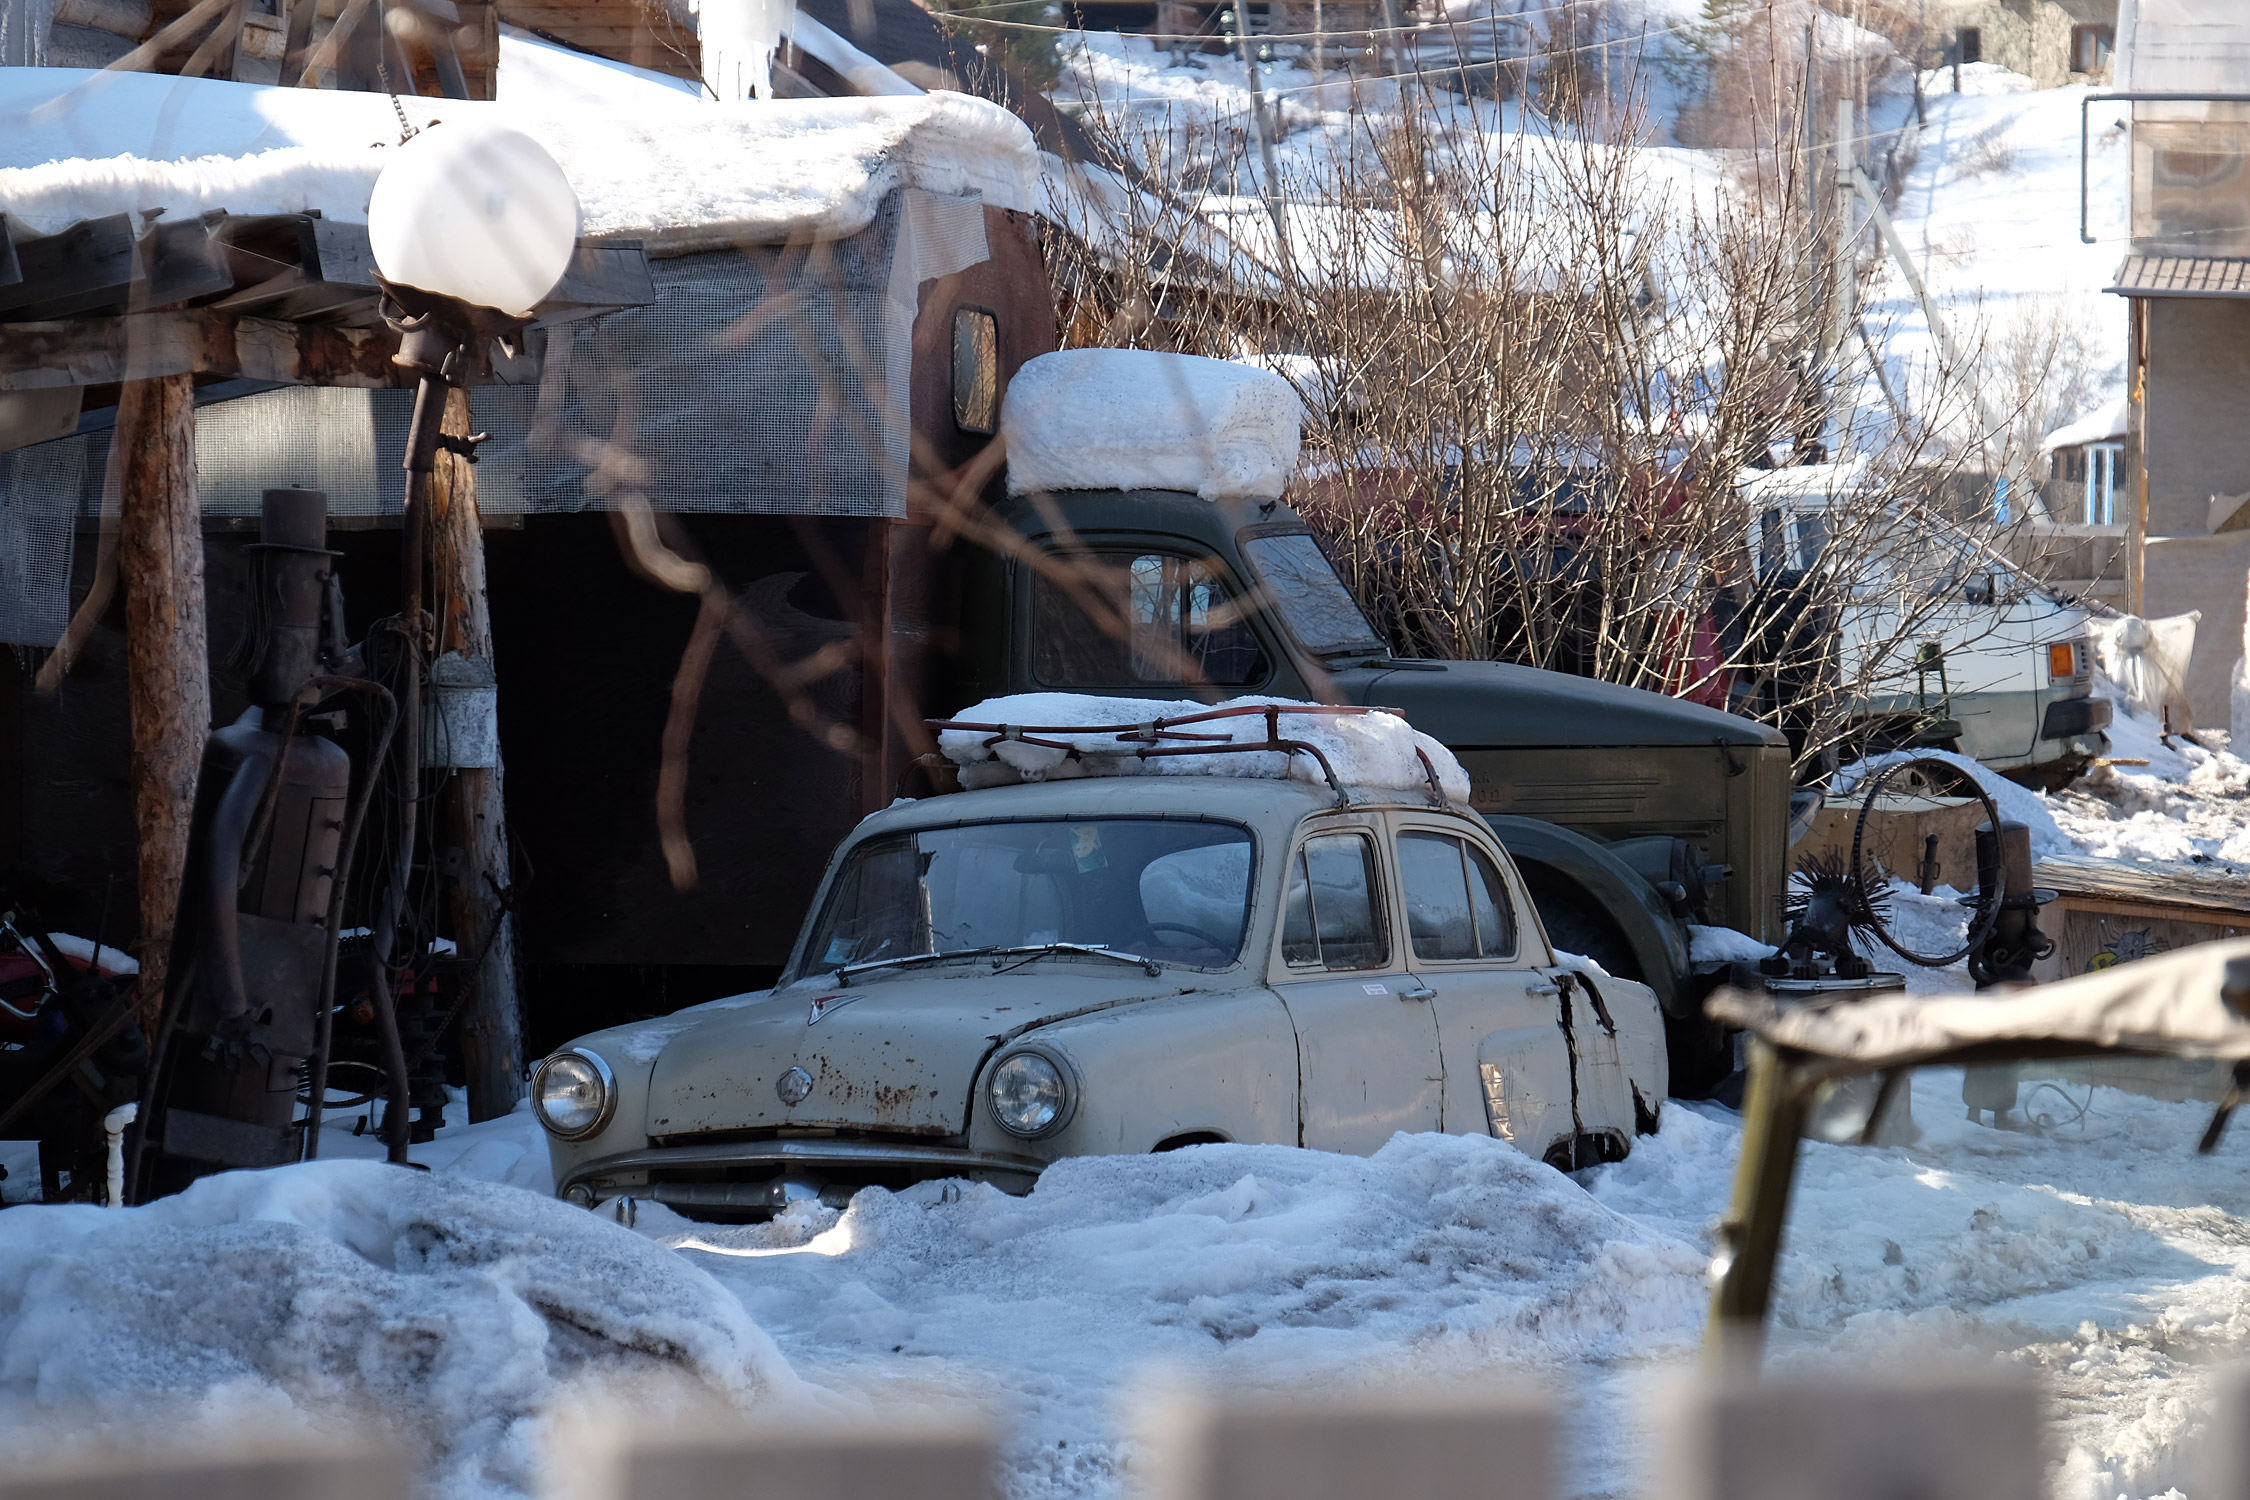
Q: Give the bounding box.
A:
[1798,791,1989,891]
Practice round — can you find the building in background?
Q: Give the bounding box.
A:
[2103,0,2250,727]
[1937,0,2115,89]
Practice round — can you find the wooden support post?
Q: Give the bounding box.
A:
[858,517,893,816]
[115,373,209,1031]
[429,387,522,1121]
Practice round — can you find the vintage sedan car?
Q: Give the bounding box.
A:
[533,773,1669,1220]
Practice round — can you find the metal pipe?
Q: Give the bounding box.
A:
[302,676,397,1163]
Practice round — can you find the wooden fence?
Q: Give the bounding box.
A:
[0,1367,2227,1500]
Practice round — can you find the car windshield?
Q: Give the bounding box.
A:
[802,818,1256,975]
[1241,534,1392,659]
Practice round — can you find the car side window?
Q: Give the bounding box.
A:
[1281,833,1390,970]
[1464,842,1519,959]
[1398,831,1518,961]
[1032,550,1269,688]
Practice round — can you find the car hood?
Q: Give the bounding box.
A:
[645,961,1208,1139]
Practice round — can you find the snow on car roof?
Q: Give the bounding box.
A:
[0,62,1037,249]
[933,694,1471,807]
[1709,936,2250,1069]
[999,350,1303,502]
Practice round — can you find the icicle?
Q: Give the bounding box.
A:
[700,0,799,100]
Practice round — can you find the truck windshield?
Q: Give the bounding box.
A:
[1241,534,1392,659]
[804,818,1255,975]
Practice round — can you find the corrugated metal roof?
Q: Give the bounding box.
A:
[2109,255,2250,297]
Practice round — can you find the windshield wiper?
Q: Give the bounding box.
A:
[835,946,1005,984]
[988,942,1162,977]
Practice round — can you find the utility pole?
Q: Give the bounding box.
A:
[1830,97,1856,372]
[1233,7,1292,268]
[115,373,210,1034]
[428,387,522,1122]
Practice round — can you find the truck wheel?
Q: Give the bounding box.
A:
[1525,883,1638,982]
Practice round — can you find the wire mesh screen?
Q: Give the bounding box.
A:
[0,436,86,646]
[487,193,906,516]
[0,188,1008,645]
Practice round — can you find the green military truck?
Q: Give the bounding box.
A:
[939,350,1792,1092]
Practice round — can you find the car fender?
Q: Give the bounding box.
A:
[1480,814,1693,1016]
[964,986,1300,1159]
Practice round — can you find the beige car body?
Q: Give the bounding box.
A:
[539,776,1669,1218]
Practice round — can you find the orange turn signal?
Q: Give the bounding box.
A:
[2048,642,2078,681]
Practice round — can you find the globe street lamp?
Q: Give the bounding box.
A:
[356,121,580,1164]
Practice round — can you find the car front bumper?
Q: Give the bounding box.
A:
[554,1136,1048,1216]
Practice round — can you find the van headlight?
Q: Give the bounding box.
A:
[987,1048,1076,1139]
[533,1048,616,1140]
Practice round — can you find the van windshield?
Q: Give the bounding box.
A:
[803,818,1256,975]
[1241,533,1392,659]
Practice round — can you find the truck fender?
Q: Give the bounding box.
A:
[1479,814,1693,1017]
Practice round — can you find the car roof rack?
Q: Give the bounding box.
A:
[910,703,1451,809]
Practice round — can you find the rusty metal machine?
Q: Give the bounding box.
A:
[134,488,402,1198]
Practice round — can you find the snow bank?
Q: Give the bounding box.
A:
[0,1162,795,1495]
[937,693,1470,804]
[1000,351,1303,502]
[0,65,1036,249]
[1832,749,2073,859]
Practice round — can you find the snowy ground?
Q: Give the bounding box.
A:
[5,687,2244,1500]
[3,1072,2245,1500]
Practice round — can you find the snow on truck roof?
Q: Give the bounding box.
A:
[0,60,1038,249]
[933,694,1473,807]
[1000,350,1303,502]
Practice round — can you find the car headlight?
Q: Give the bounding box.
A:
[532,1048,616,1141]
[987,1048,1076,1139]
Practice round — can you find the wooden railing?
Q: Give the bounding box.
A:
[0,1366,2207,1500]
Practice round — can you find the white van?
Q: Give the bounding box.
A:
[1739,462,2111,787]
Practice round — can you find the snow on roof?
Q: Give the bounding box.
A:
[0,55,1034,250]
[935,693,1472,806]
[1000,350,1303,501]
[1710,935,2250,1068]
[1735,458,1871,503]
[2042,397,2130,453]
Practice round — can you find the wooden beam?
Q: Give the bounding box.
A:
[428,386,523,1122]
[115,373,210,1031]
[0,311,400,390]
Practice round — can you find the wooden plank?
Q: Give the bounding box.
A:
[0,213,136,319]
[1660,1370,2041,1500]
[0,1445,405,1500]
[0,311,401,389]
[136,215,237,308]
[1140,1384,1553,1500]
[114,373,208,1035]
[562,1418,998,1500]
[429,385,524,1122]
[2036,854,2250,916]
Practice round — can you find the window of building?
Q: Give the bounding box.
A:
[2085,441,2123,526]
[2071,24,2115,75]
[1958,26,1981,65]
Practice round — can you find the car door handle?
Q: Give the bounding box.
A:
[1398,982,1435,1001]
[1524,979,1561,996]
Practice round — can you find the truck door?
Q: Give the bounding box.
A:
[1384,817,1576,1159]
[1269,821,1443,1153]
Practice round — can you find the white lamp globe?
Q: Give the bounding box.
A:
[368,122,581,317]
